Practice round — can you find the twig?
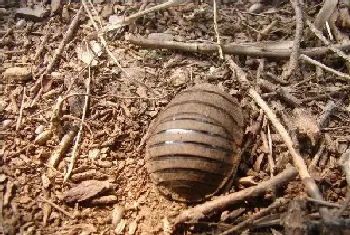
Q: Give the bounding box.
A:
[88,0,103,29]
[267,125,275,176]
[306,19,350,63]
[309,138,325,172]
[102,0,181,33]
[175,166,298,224]
[313,0,338,31]
[225,55,250,89]
[261,129,275,176]
[63,53,92,182]
[213,0,224,59]
[32,6,83,106]
[318,100,337,128]
[256,59,264,81]
[126,34,350,58]
[220,197,290,235]
[38,197,75,219]
[257,20,277,41]
[248,89,330,220]
[300,54,350,81]
[46,6,83,75]
[334,190,350,218]
[300,86,350,103]
[82,0,156,95]
[15,87,26,131]
[98,94,167,100]
[258,79,301,107]
[281,0,303,80]
[306,197,343,208]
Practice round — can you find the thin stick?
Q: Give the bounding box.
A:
[175,166,298,224]
[63,50,91,182]
[307,197,342,208]
[82,0,156,95]
[282,0,303,80]
[16,87,26,131]
[248,88,330,220]
[126,34,350,58]
[213,0,224,59]
[261,129,275,176]
[257,20,277,41]
[220,198,290,235]
[267,124,275,176]
[38,197,74,219]
[300,54,350,81]
[306,20,350,63]
[46,6,83,75]
[309,138,325,171]
[102,0,181,33]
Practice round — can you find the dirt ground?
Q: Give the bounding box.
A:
[1,1,350,234]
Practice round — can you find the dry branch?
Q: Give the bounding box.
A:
[281,0,303,80]
[175,166,298,224]
[126,35,350,58]
[227,54,330,219]
[300,54,350,81]
[248,89,330,220]
[220,197,290,235]
[306,19,350,63]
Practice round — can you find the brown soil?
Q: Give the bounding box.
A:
[1,1,349,235]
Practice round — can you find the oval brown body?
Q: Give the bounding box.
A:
[146,84,244,202]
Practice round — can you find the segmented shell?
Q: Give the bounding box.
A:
[146,84,244,202]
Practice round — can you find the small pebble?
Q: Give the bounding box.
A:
[248,3,263,13]
[3,119,13,129]
[35,125,45,135]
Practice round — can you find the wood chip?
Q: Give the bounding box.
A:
[62,180,111,203]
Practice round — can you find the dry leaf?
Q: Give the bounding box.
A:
[292,108,320,146]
